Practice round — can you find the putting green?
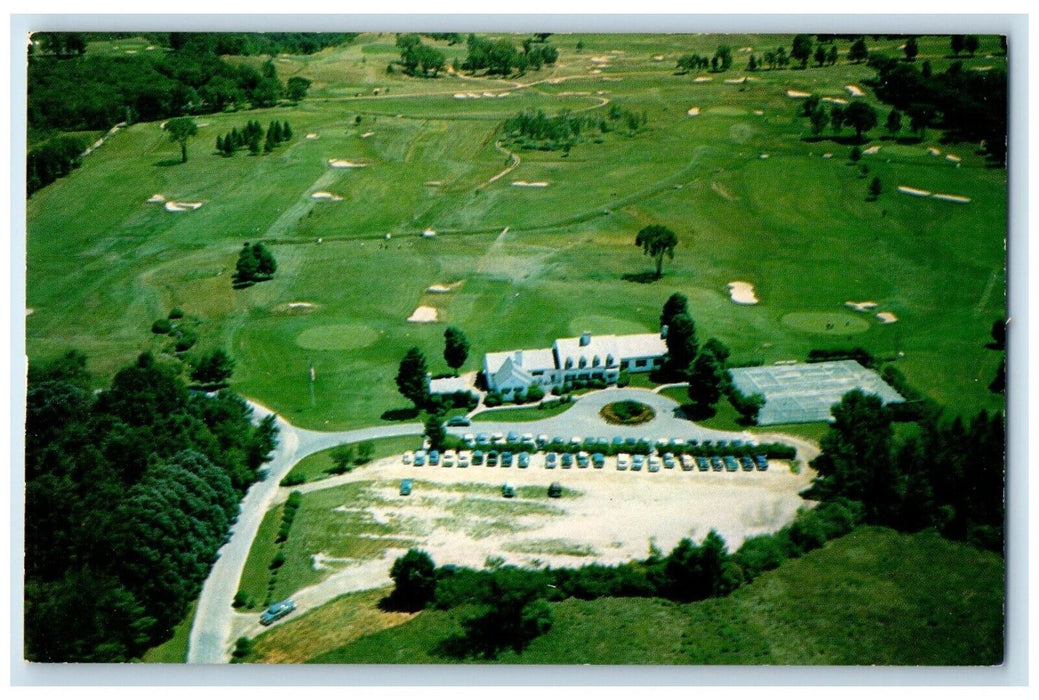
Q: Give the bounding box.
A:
[707,106,749,117]
[295,324,381,351]
[781,312,870,335]
[568,315,651,337]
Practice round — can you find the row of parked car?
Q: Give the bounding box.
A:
[454,431,760,456]
[403,449,769,472]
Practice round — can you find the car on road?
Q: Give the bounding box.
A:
[260,600,295,626]
[545,452,558,469]
[413,450,426,467]
[616,454,630,471]
[402,451,413,465]
[561,453,574,469]
[518,452,530,468]
[446,415,471,427]
[399,479,413,496]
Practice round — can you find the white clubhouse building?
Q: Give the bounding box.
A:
[483,330,668,397]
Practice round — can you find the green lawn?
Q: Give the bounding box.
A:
[138,601,197,663]
[308,527,1004,665]
[28,33,1006,433]
[471,401,576,422]
[282,434,424,484]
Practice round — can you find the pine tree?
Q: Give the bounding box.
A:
[281,120,292,140]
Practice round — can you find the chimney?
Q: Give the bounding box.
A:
[513,350,523,365]
[580,331,592,346]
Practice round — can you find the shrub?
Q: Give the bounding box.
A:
[232,591,256,609]
[328,445,355,474]
[385,549,438,612]
[356,440,375,464]
[269,551,285,569]
[151,318,172,334]
[231,636,253,662]
[526,385,546,402]
[168,308,185,319]
[173,329,197,352]
[279,471,305,487]
[483,392,503,407]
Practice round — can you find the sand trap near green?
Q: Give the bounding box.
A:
[781,312,870,335]
[295,324,381,351]
[567,315,651,336]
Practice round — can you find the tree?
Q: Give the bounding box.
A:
[814,44,827,68]
[776,46,788,69]
[885,108,903,136]
[849,145,862,162]
[827,44,839,66]
[763,50,776,70]
[234,242,259,284]
[443,326,470,373]
[635,224,678,279]
[714,45,733,71]
[843,101,878,141]
[791,34,813,69]
[396,347,429,409]
[903,37,919,62]
[747,54,757,71]
[576,40,584,53]
[687,347,724,416]
[664,312,698,374]
[424,412,447,451]
[991,318,1007,349]
[950,35,965,57]
[809,104,828,136]
[191,349,235,387]
[329,445,355,474]
[286,76,311,101]
[449,568,553,658]
[166,117,197,164]
[660,292,690,330]
[869,176,883,200]
[385,549,437,611]
[830,104,846,134]
[964,35,980,57]
[848,37,869,64]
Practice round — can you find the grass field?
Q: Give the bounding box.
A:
[27,33,1006,432]
[302,526,1004,665]
[282,435,424,483]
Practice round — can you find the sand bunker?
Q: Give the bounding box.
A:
[652,54,664,61]
[511,181,549,187]
[786,89,811,98]
[822,153,833,159]
[692,76,712,83]
[589,69,602,75]
[759,153,769,159]
[424,181,441,187]
[876,312,899,324]
[931,193,972,203]
[687,107,700,116]
[898,185,932,197]
[845,84,865,97]
[305,133,319,140]
[845,300,878,312]
[164,201,202,212]
[146,194,166,203]
[863,145,881,155]
[328,159,367,168]
[407,306,438,323]
[945,154,961,163]
[928,147,941,156]
[728,281,759,305]
[311,191,343,201]
[821,97,848,105]
[724,77,747,84]
[426,281,462,294]
[753,109,764,116]
[361,132,374,138]
[273,301,320,315]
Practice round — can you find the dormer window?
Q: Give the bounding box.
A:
[606,354,615,367]
[592,356,600,367]
[565,358,573,369]
[578,356,587,369]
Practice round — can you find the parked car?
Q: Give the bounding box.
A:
[576,451,590,468]
[429,450,440,466]
[547,482,563,498]
[663,453,676,469]
[724,455,739,472]
[472,450,485,466]
[696,456,710,472]
[616,453,630,471]
[648,456,662,472]
[741,455,755,472]
[521,433,535,445]
[680,454,695,471]
[492,432,506,444]
[399,479,413,496]
[476,433,491,445]
[632,454,645,471]
[536,434,550,448]
[486,450,499,466]
[442,450,456,467]
[507,431,520,443]
[592,453,606,469]
[457,452,470,468]
[414,450,426,467]
[545,452,558,469]
[561,452,574,469]
[502,483,516,498]
[612,436,625,448]
[710,456,723,471]
[402,451,413,465]
[755,455,769,471]
[463,433,476,448]
[501,451,514,467]
[446,415,471,427]
[260,600,295,626]
[518,452,530,468]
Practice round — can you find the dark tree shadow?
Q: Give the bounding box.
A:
[622,271,660,284]
[152,158,184,167]
[381,406,420,421]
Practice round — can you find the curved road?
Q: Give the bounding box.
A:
[187,388,815,663]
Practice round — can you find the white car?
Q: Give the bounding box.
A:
[457,451,470,467]
[402,451,413,465]
[463,433,476,447]
[443,450,456,467]
[616,454,630,471]
[648,456,662,472]
[492,432,506,444]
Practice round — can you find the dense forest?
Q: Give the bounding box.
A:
[24,350,278,662]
